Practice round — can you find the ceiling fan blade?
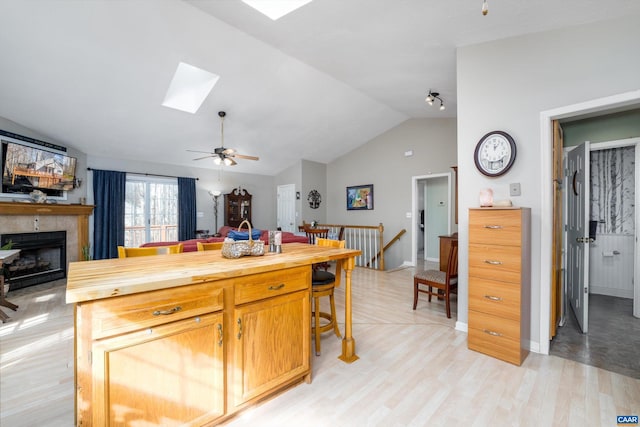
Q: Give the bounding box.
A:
[222,147,235,155]
[233,153,259,161]
[227,158,237,166]
[193,155,214,161]
[187,149,215,155]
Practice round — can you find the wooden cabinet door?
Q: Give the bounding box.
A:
[232,290,310,407]
[91,313,225,427]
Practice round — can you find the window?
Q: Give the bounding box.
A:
[124,176,178,247]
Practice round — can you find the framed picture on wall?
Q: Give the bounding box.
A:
[346,184,374,210]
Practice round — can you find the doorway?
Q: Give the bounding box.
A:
[539,89,640,356]
[411,173,453,268]
[277,184,296,232]
[552,137,639,377]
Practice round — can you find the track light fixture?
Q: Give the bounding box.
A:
[425,90,445,111]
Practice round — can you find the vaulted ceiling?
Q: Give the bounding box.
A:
[0,0,638,175]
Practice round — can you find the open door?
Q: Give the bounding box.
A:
[566,141,591,333]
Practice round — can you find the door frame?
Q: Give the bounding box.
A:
[411,173,452,267]
[539,89,640,354]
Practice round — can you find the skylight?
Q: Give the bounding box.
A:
[241,0,312,20]
[161,62,219,114]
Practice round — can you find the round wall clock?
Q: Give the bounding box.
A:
[474,130,516,177]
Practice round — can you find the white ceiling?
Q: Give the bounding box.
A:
[0,0,638,175]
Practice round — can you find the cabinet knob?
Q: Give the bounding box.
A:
[483,260,503,265]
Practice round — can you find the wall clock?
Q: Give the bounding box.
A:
[474,130,516,177]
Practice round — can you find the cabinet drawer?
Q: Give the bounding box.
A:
[234,266,310,305]
[90,282,224,340]
[469,243,521,284]
[469,209,522,246]
[468,310,524,365]
[469,277,520,321]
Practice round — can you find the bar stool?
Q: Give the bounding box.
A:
[312,238,345,356]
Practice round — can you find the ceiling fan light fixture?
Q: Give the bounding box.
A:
[213,157,222,166]
[439,101,446,111]
[482,0,488,15]
[223,157,234,166]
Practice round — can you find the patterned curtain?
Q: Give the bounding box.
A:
[92,169,126,259]
[178,177,197,241]
[590,146,635,234]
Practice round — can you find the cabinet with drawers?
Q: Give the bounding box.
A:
[467,207,531,365]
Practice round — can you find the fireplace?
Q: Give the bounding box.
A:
[1,231,66,290]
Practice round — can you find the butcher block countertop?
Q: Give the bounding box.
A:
[66,243,361,304]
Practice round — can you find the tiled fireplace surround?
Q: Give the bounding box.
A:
[0,202,93,286]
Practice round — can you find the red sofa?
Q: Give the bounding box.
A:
[140,226,308,252]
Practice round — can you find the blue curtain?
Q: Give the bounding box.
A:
[93,169,126,260]
[178,177,197,241]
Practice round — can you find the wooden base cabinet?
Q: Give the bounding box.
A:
[74,266,312,426]
[91,313,225,426]
[232,290,310,407]
[467,207,531,366]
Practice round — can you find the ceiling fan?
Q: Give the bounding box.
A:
[188,111,259,166]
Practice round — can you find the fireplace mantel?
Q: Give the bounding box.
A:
[0,201,94,216]
[0,202,94,264]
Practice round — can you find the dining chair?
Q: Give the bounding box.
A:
[117,243,184,258]
[312,237,345,356]
[303,225,329,245]
[412,240,458,318]
[196,241,224,251]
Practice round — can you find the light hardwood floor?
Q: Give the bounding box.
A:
[1,267,638,427]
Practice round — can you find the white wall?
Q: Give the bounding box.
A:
[456,15,640,350]
[327,118,457,269]
[301,159,327,225]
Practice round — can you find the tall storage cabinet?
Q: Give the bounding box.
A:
[224,188,252,228]
[467,207,531,366]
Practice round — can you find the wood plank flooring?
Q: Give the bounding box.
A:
[1,268,638,427]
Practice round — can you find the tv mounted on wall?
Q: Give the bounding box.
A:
[1,131,77,198]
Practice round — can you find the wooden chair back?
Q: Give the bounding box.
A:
[413,240,458,318]
[304,225,329,245]
[197,242,224,251]
[117,243,183,258]
[446,240,459,280]
[315,238,345,287]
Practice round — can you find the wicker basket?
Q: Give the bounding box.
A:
[221,220,265,259]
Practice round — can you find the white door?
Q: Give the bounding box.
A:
[277,184,296,232]
[567,141,590,333]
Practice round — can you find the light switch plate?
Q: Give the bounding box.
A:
[510,183,521,196]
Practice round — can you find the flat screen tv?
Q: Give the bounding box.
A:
[1,139,77,198]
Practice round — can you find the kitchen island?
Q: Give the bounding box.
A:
[66,243,360,426]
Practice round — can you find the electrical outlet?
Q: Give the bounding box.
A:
[509,183,521,196]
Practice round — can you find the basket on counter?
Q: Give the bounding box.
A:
[221,220,265,259]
